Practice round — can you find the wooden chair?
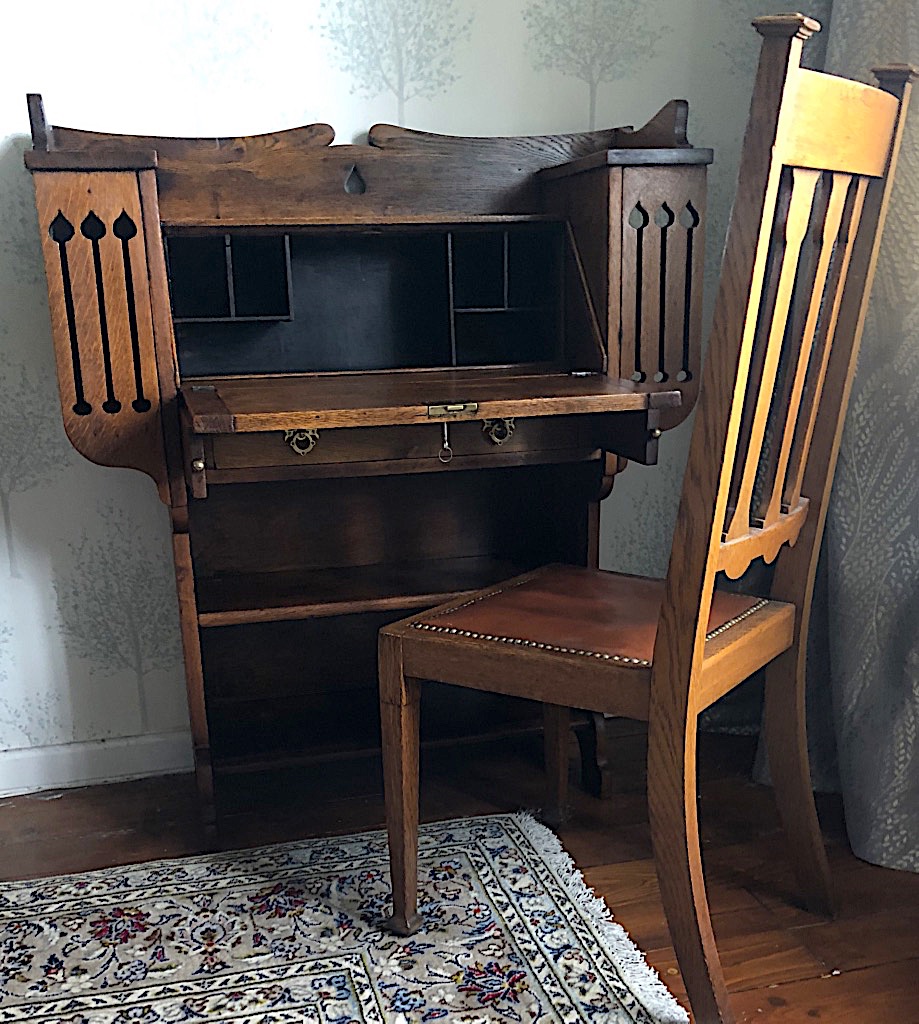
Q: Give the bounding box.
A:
[379,15,915,1024]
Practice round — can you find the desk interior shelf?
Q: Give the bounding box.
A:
[195,556,524,627]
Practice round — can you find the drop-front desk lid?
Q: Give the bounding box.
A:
[180,368,680,434]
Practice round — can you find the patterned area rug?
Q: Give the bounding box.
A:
[0,813,687,1023]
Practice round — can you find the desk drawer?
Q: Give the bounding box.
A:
[209,416,589,469]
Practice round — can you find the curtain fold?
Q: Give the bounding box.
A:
[814,0,919,870]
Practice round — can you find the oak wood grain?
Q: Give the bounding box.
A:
[730,960,919,1022]
[171,532,214,829]
[32,170,169,499]
[181,370,679,433]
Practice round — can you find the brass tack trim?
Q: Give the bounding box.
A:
[411,619,646,665]
[704,598,770,639]
[410,585,772,668]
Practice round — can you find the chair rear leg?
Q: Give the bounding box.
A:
[577,712,615,799]
[649,717,733,1024]
[763,645,833,916]
[380,633,423,936]
[542,703,570,826]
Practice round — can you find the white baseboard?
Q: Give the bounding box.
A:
[0,731,194,797]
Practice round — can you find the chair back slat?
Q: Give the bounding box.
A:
[749,169,831,526]
[755,170,828,511]
[724,168,791,529]
[724,166,820,545]
[782,175,869,508]
[759,170,851,522]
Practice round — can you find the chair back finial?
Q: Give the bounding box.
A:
[751,12,821,40]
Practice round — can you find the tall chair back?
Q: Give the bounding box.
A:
[655,13,914,713]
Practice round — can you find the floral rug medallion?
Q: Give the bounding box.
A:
[0,813,686,1023]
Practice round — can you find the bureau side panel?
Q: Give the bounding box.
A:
[32,170,169,500]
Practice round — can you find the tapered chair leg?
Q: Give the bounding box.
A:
[542,703,570,826]
[763,644,834,916]
[649,717,733,1024]
[380,632,423,936]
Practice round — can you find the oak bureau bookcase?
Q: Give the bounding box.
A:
[25,95,712,827]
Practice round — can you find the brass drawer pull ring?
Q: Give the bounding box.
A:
[439,422,454,463]
[283,428,320,456]
[483,417,515,446]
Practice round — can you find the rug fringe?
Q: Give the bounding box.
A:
[511,811,690,1024]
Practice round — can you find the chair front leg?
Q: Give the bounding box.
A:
[380,632,423,936]
[649,715,733,1024]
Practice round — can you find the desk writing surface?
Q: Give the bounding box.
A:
[181,369,680,434]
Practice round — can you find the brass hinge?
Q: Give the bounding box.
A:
[427,401,478,417]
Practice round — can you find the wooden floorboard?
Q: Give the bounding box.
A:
[730,959,919,1022]
[0,729,916,1022]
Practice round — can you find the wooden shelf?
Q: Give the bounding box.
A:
[453,306,543,313]
[210,692,545,774]
[164,213,562,230]
[212,720,545,775]
[196,555,524,628]
[181,368,680,433]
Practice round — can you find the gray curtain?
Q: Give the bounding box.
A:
[707,3,919,872]
[812,0,919,871]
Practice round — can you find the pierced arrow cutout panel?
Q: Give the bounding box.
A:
[620,165,708,430]
[32,171,167,500]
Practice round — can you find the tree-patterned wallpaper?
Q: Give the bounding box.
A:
[321,0,473,126]
[53,505,184,735]
[523,0,669,130]
[0,364,68,580]
[0,2,834,793]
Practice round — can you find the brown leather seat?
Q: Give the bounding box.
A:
[411,564,771,668]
